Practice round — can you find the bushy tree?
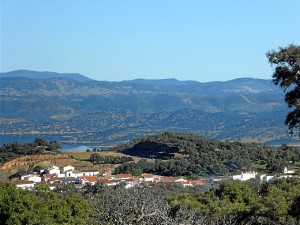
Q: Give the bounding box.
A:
[0,182,94,225]
[48,140,61,151]
[267,44,300,134]
[168,178,300,224]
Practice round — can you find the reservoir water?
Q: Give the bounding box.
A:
[0,134,96,151]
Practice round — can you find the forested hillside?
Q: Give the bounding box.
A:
[0,134,299,224]
[0,70,295,145]
[113,132,300,176]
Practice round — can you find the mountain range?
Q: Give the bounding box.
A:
[0,70,296,145]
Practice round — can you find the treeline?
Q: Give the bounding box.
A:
[0,138,60,163]
[0,183,93,225]
[168,178,300,225]
[89,153,134,164]
[1,178,300,224]
[113,132,300,176]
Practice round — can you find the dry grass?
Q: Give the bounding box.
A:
[65,150,142,162]
[65,151,93,160]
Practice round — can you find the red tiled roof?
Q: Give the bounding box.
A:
[46,177,63,182]
[43,174,56,179]
[162,176,177,182]
[180,181,191,185]
[190,180,203,185]
[131,177,140,182]
[99,178,113,184]
[64,177,76,181]
[14,180,34,185]
[79,176,98,182]
[143,174,154,178]
[116,174,132,179]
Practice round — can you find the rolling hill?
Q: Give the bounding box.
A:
[0,70,295,145]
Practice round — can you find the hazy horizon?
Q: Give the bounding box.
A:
[1,69,276,83]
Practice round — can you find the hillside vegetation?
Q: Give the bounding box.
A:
[1,132,300,224]
[0,138,60,164]
[112,132,300,176]
[1,177,300,224]
[0,70,295,145]
[2,132,299,177]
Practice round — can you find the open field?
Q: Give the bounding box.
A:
[65,150,143,162]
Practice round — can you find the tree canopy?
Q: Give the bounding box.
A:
[113,132,299,176]
[1,176,300,224]
[0,138,61,163]
[0,182,94,225]
[267,44,300,134]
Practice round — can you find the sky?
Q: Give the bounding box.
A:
[1,1,300,82]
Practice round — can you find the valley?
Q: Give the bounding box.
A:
[0,70,297,146]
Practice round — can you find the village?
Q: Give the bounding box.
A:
[12,164,299,190]
[12,164,209,190]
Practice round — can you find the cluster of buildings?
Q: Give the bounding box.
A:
[230,167,298,183]
[12,164,207,190]
[260,167,297,182]
[209,167,298,184]
[12,165,299,190]
[13,165,100,190]
[232,171,257,181]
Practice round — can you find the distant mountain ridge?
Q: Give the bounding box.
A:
[0,70,292,145]
[0,70,93,82]
[0,70,278,96]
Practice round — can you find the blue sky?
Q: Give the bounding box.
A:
[1,1,300,82]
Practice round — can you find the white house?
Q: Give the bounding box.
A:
[278,175,295,179]
[62,165,75,173]
[113,174,133,180]
[75,176,98,185]
[50,165,59,170]
[232,171,257,181]
[57,173,66,178]
[65,170,83,178]
[83,171,99,177]
[260,174,275,183]
[179,181,193,188]
[14,180,35,189]
[47,165,61,175]
[175,178,187,183]
[99,178,120,187]
[139,173,162,182]
[283,167,295,174]
[140,173,154,182]
[21,174,42,183]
